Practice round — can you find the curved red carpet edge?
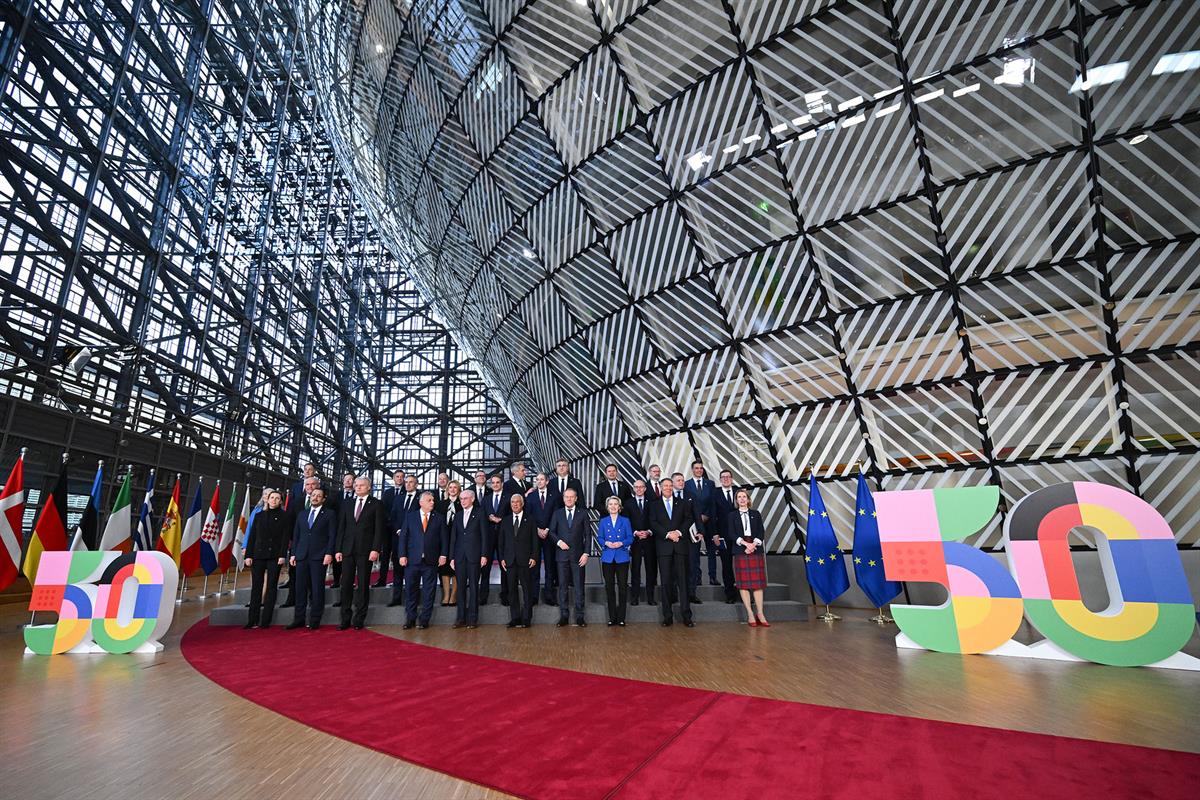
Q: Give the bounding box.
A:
[181,619,1199,799]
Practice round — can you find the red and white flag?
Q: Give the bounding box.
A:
[0,451,25,591]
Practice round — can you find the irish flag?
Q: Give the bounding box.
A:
[0,450,25,591]
[23,457,69,585]
[217,483,240,573]
[98,471,133,552]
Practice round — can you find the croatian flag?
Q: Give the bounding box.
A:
[199,482,222,575]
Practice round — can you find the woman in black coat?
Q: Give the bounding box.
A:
[727,489,770,627]
[244,490,292,628]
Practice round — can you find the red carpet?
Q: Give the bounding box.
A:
[181,619,1200,799]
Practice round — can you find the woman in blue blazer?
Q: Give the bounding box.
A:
[598,495,634,626]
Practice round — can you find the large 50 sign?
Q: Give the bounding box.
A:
[24,550,178,655]
[875,482,1198,669]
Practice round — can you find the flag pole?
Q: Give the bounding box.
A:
[869,607,893,624]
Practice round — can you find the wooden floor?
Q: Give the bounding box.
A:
[2,591,1198,800]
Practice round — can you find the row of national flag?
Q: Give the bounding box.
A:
[803,471,902,609]
[0,451,256,593]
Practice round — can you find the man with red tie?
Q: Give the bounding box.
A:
[398,492,446,630]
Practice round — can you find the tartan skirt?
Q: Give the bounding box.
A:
[734,552,767,590]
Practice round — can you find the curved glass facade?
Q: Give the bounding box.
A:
[301,0,1200,552]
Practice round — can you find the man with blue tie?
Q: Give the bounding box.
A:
[684,461,715,600]
[398,492,446,629]
[448,489,488,628]
[287,487,337,630]
[549,488,589,627]
[386,475,420,608]
[482,473,508,606]
[651,477,696,627]
[526,472,556,608]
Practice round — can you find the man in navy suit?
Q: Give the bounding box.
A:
[503,462,533,504]
[398,492,446,629]
[593,463,633,516]
[376,469,406,588]
[448,489,488,628]
[287,487,337,630]
[288,462,317,511]
[481,473,508,606]
[386,475,420,607]
[525,472,557,608]
[712,469,739,603]
[542,459,582,603]
[651,477,696,627]
[549,488,590,627]
[683,461,715,600]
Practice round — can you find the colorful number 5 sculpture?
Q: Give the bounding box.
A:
[24,550,179,655]
[875,482,1198,669]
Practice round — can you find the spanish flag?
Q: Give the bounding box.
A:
[22,457,69,585]
[156,475,183,567]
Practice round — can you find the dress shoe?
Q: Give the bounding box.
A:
[557,619,568,627]
[386,600,402,607]
[278,582,290,590]
[575,620,587,627]
[285,622,304,630]
[506,621,518,628]
[725,599,736,604]
[417,623,429,629]
[500,599,510,606]
[452,622,464,629]
[618,621,626,627]
[242,622,254,630]
[689,596,703,604]
[353,623,365,630]
[516,622,529,628]
[630,598,639,606]
[337,623,350,630]
[307,624,320,631]
[748,620,759,628]
[333,601,342,607]
[372,580,386,588]
[466,623,478,629]
[685,621,696,627]
[758,619,771,627]
[402,621,416,630]
[607,621,615,627]
[661,619,673,627]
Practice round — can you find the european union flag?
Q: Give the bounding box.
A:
[804,474,849,605]
[851,472,901,609]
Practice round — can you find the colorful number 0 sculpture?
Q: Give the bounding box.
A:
[875,482,1198,669]
[24,550,179,655]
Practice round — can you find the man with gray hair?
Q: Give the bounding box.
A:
[334,475,385,630]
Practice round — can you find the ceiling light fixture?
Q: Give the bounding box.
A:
[1129,133,1149,145]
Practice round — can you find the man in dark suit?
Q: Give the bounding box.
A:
[551,458,584,502]
[548,487,589,626]
[281,474,320,608]
[287,487,336,630]
[398,492,445,629]
[334,476,386,630]
[650,477,696,627]
[544,459,582,604]
[448,488,488,628]
[593,463,632,516]
[481,473,508,605]
[627,478,656,606]
[387,475,420,607]
[526,472,557,607]
[685,460,717,590]
[376,469,406,587]
[712,469,739,603]
[503,462,532,503]
[499,493,537,628]
[289,462,317,511]
[330,471,357,594]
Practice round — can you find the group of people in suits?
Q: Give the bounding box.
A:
[241,458,772,631]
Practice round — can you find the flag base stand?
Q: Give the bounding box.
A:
[870,608,894,625]
[816,605,840,622]
[176,578,193,604]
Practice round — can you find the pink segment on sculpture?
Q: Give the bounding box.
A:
[1073,482,1172,539]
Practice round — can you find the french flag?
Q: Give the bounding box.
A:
[179,480,205,576]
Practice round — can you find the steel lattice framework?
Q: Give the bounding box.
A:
[301,0,1200,553]
[0,0,522,489]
